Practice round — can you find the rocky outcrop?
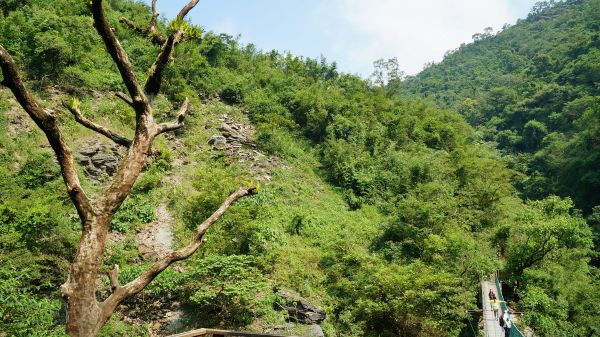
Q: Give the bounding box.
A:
[270,322,324,337]
[277,289,326,324]
[77,140,125,180]
[207,115,256,155]
[2,96,33,137]
[207,114,284,181]
[208,134,227,150]
[307,324,325,337]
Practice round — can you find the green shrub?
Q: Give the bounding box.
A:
[132,169,164,194]
[110,196,156,233]
[0,266,65,337]
[181,255,271,326]
[18,152,61,189]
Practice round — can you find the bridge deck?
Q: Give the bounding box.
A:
[481,280,505,337]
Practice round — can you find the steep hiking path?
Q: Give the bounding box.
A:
[129,111,283,336]
[136,203,174,261]
[135,134,183,262]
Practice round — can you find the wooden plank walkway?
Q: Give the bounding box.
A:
[481,280,505,337]
[167,328,300,337]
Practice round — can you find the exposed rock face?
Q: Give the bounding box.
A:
[270,322,324,337]
[217,120,255,147]
[77,140,125,180]
[2,96,33,137]
[207,114,284,181]
[277,289,326,324]
[208,134,227,149]
[207,115,256,155]
[307,324,325,337]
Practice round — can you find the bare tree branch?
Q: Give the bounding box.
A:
[176,0,201,20]
[148,0,162,41]
[143,0,200,101]
[150,0,158,26]
[143,34,178,101]
[119,17,166,46]
[118,0,169,46]
[63,101,132,147]
[114,92,134,107]
[0,45,94,224]
[107,264,120,292]
[101,186,257,312]
[91,0,147,110]
[156,98,190,134]
[92,0,156,216]
[118,17,146,36]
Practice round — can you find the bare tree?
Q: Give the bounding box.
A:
[0,1,256,336]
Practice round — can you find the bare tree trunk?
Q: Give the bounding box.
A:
[62,131,155,336]
[62,216,107,337]
[0,1,259,336]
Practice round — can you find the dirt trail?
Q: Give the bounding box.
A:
[135,132,185,261]
[136,204,174,261]
[127,113,283,335]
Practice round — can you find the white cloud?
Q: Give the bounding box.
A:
[315,0,525,76]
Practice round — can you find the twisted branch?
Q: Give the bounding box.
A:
[63,100,132,147]
[156,98,190,134]
[176,0,201,20]
[91,0,147,111]
[0,45,94,224]
[101,186,257,312]
[119,17,166,45]
[144,0,200,101]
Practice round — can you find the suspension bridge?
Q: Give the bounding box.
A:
[480,273,526,337]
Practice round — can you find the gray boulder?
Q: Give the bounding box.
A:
[208,134,227,149]
[307,324,325,337]
[277,289,326,324]
[77,140,125,180]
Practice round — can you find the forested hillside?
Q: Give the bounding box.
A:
[403,1,600,334]
[0,1,598,337]
[406,0,600,214]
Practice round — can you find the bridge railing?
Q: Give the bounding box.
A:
[494,273,525,337]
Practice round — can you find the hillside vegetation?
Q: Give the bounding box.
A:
[406,0,600,214]
[0,1,598,337]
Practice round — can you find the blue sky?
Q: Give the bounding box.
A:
[142,0,539,77]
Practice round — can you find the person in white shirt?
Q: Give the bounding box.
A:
[503,311,512,337]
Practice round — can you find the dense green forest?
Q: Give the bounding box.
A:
[0,0,598,336]
[406,0,600,214]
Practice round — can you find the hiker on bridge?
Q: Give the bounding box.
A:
[490,298,500,319]
[499,310,512,337]
[488,289,497,301]
[503,316,512,337]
